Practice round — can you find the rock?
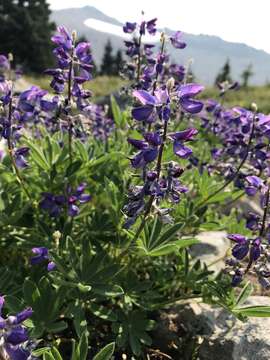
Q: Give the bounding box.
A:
[190,231,230,274]
[196,296,270,360]
[153,297,270,360]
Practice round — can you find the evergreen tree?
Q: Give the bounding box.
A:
[113,50,123,76]
[241,64,253,87]
[215,59,232,85]
[0,0,56,73]
[100,40,114,76]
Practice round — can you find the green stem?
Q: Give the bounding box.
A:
[136,34,142,83]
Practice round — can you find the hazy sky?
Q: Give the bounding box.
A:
[48,0,270,53]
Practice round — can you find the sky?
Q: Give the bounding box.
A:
[48,0,270,53]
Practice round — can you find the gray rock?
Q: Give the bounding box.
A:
[154,297,270,359]
[196,296,270,360]
[190,231,230,274]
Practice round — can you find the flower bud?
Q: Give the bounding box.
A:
[251,102,258,112]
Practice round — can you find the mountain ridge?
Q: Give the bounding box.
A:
[51,6,270,85]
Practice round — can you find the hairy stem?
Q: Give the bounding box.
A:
[132,120,169,244]
[66,45,74,164]
[260,184,270,237]
[136,34,142,83]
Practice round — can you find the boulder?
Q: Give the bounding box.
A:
[190,231,230,274]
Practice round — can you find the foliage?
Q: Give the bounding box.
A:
[0,16,270,360]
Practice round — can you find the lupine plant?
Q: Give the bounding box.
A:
[0,17,270,360]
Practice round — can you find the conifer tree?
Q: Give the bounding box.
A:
[0,0,56,73]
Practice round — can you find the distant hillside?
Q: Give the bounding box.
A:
[51,6,270,85]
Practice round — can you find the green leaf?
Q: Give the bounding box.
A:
[43,352,55,360]
[32,348,52,357]
[25,140,50,171]
[173,238,200,249]
[51,347,63,360]
[233,306,270,317]
[47,321,68,333]
[65,160,83,177]
[23,279,41,306]
[90,303,117,322]
[77,331,89,360]
[75,140,89,162]
[77,283,92,293]
[92,285,124,297]
[111,95,123,128]
[93,342,115,360]
[235,282,253,307]
[154,222,184,247]
[147,244,178,256]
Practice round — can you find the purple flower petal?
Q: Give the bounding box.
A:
[246,176,263,188]
[232,243,249,260]
[15,308,33,324]
[179,83,204,97]
[6,326,28,345]
[143,148,158,163]
[47,261,56,272]
[170,31,186,49]
[133,90,157,105]
[180,97,204,114]
[170,128,198,141]
[123,22,137,33]
[173,142,193,158]
[227,234,247,244]
[131,105,154,121]
[128,138,148,150]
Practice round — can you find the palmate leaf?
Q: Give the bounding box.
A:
[138,218,198,256]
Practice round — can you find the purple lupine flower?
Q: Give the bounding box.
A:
[249,238,262,262]
[246,212,261,231]
[146,18,157,35]
[14,147,30,169]
[128,132,162,168]
[0,80,11,105]
[123,22,137,33]
[177,84,204,114]
[169,64,185,82]
[47,26,93,99]
[31,247,56,272]
[0,296,33,359]
[228,234,249,260]
[51,26,72,51]
[245,175,264,196]
[169,128,198,158]
[231,269,244,287]
[40,184,91,218]
[39,193,65,217]
[84,104,114,141]
[131,88,170,122]
[170,31,186,49]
